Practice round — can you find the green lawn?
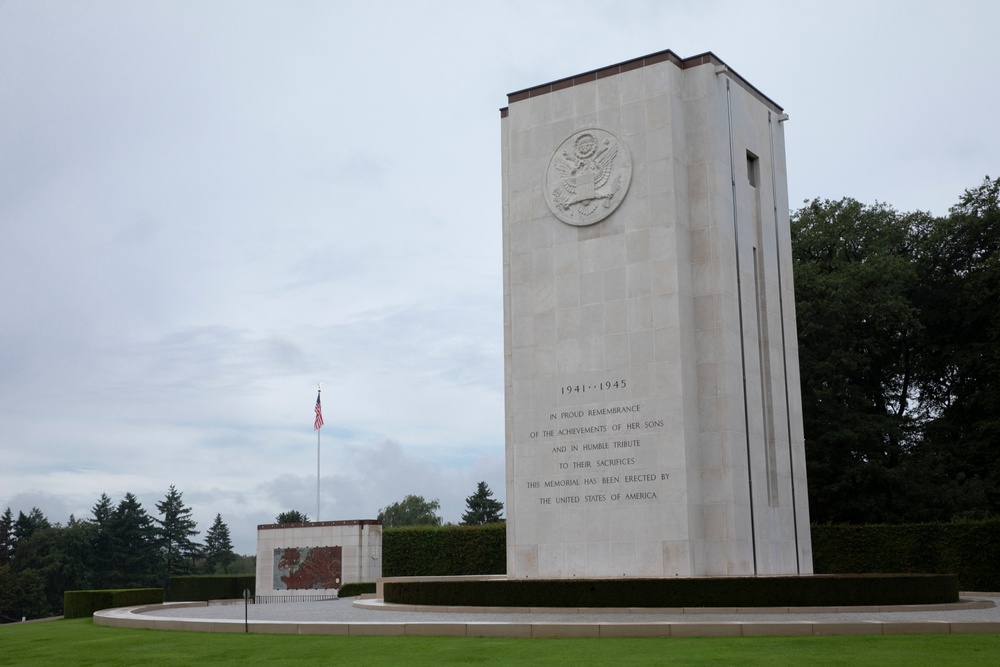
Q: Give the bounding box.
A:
[1,619,998,666]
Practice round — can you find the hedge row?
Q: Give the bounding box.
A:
[384,574,958,608]
[811,519,1000,591]
[168,575,256,602]
[381,520,999,591]
[338,582,376,598]
[382,523,506,577]
[64,588,163,619]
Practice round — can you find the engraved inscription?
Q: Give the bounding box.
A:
[522,398,670,506]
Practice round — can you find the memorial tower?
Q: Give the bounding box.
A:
[501,50,812,578]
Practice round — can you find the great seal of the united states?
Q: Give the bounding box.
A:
[544,128,632,226]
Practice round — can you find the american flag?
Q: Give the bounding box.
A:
[314,391,324,430]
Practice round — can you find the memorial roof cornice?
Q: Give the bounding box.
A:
[257,519,381,530]
[500,48,783,118]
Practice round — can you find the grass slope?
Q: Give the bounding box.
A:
[0,619,998,666]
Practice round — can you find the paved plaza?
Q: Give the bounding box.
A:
[93,593,1000,637]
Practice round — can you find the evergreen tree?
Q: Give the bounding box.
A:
[155,486,200,582]
[54,516,96,597]
[274,510,309,524]
[202,513,235,574]
[461,481,504,525]
[108,493,158,588]
[92,494,113,525]
[0,508,12,566]
[89,494,115,588]
[8,507,52,576]
[13,507,51,546]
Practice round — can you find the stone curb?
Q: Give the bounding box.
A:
[92,595,1000,638]
[352,597,995,615]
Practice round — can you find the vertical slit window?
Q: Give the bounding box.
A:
[749,150,778,507]
[747,151,759,188]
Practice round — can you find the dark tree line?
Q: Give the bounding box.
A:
[0,487,244,622]
[375,481,504,528]
[794,176,1000,523]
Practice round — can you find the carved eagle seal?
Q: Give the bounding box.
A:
[545,128,632,226]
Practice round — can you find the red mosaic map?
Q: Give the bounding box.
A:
[273,546,342,590]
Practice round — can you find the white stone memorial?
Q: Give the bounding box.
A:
[255,519,382,597]
[501,50,813,578]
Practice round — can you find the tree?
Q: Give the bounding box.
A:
[53,516,96,597]
[791,182,1000,523]
[6,507,52,581]
[202,514,235,574]
[107,493,159,588]
[12,507,51,547]
[225,554,256,575]
[461,482,504,525]
[89,494,115,589]
[274,510,309,524]
[792,197,929,523]
[155,486,200,582]
[91,494,113,526]
[0,508,12,566]
[11,516,95,613]
[909,176,1000,519]
[0,564,47,623]
[377,495,442,527]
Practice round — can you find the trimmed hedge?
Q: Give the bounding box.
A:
[811,519,1000,591]
[384,573,958,608]
[381,521,998,593]
[383,523,506,577]
[64,588,163,619]
[168,575,256,602]
[338,582,376,598]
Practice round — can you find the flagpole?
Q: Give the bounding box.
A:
[316,423,320,522]
[314,382,324,523]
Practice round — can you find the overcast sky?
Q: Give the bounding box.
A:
[2,1,997,555]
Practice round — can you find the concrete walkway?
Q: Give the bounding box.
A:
[93,593,1000,637]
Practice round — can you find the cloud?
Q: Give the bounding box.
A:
[2,0,999,558]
